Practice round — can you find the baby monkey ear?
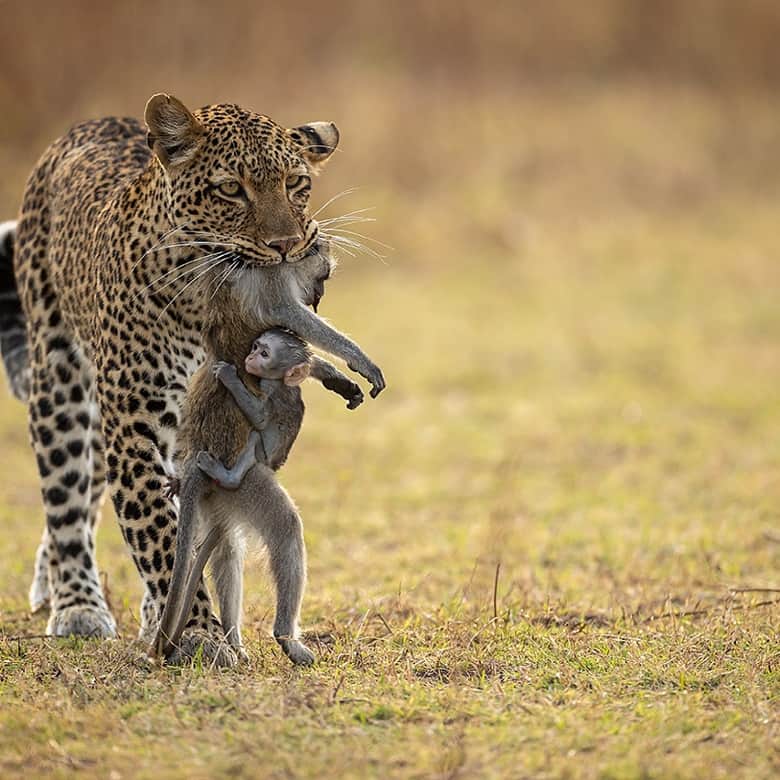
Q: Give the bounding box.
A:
[283,362,311,387]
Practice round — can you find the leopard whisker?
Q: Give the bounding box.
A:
[141,240,234,256]
[148,223,188,250]
[326,241,357,258]
[152,250,236,295]
[323,233,388,264]
[311,187,361,218]
[134,250,235,299]
[155,256,230,323]
[317,217,376,231]
[127,223,189,274]
[325,227,393,251]
[210,256,241,300]
[317,207,376,224]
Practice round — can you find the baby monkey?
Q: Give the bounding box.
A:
[198,328,363,487]
[155,328,363,665]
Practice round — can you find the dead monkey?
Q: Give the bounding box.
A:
[153,246,383,665]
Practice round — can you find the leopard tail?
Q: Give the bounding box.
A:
[0,220,30,401]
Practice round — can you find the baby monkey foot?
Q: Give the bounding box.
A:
[195,450,221,474]
[195,451,234,486]
[276,635,316,666]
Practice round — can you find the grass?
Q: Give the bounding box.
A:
[0,82,779,778]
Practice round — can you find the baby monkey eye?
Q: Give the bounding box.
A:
[260,350,269,358]
[216,181,244,198]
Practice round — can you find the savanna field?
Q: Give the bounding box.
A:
[0,8,779,776]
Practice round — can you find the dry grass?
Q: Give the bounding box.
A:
[1,3,779,778]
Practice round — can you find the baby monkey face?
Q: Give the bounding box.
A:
[245,330,311,386]
[245,336,285,379]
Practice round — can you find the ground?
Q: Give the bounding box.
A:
[0,84,778,779]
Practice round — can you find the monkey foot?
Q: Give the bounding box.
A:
[47,604,117,638]
[163,629,239,669]
[277,637,316,666]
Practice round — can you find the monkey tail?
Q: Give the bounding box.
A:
[0,221,30,402]
[169,523,223,648]
[154,468,210,658]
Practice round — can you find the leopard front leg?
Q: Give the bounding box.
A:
[29,528,51,613]
[29,396,107,614]
[97,374,236,667]
[26,337,115,638]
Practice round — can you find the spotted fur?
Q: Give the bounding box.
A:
[4,95,339,661]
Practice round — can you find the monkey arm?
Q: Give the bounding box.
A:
[309,355,364,409]
[216,367,274,431]
[269,302,386,398]
[195,432,261,489]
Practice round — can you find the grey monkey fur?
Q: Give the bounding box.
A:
[152,244,383,665]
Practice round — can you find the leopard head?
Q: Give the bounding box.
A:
[144,93,339,266]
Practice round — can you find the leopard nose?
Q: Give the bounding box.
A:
[267,236,301,256]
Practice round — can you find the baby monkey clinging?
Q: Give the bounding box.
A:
[201,327,364,483]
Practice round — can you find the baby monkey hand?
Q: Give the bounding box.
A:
[323,375,364,409]
[213,360,238,384]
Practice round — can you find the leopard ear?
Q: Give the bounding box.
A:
[288,122,339,173]
[144,93,204,169]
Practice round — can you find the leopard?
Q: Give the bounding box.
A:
[0,93,365,665]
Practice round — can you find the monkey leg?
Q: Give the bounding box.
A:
[209,528,247,656]
[195,432,261,490]
[238,465,315,666]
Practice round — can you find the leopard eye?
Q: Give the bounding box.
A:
[216,181,244,198]
[286,174,311,192]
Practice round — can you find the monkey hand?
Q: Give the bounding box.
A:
[323,375,364,409]
[347,356,386,399]
[163,476,180,499]
[345,383,365,409]
[213,361,238,384]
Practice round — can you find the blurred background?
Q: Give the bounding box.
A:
[2,0,780,229]
[2,5,780,773]
[0,0,779,625]
[0,6,780,778]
